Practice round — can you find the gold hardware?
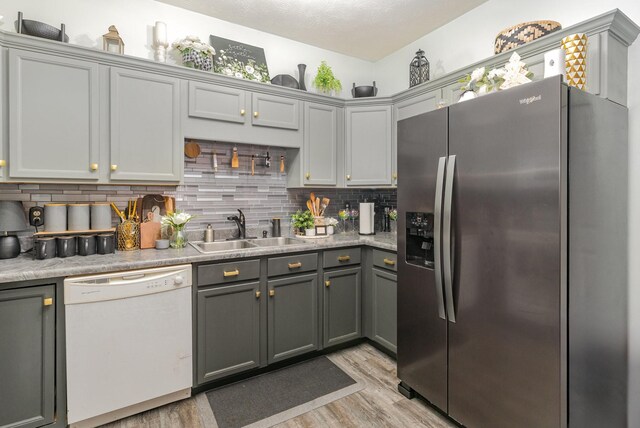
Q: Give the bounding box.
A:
[90,163,99,171]
[269,289,275,297]
[43,297,53,306]
[383,258,396,266]
[305,173,311,180]
[255,290,261,299]
[0,160,6,167]
[325,280,331,287]
[240,109,246,116]
[288,262,302,269]
[338,255,351,262]
[392,172,398,180]
[253,111,259,118]
[223,269,240,277]
[346,175,351,181]
[111,164,118,171]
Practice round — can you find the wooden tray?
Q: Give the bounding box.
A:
[33,228,116,237]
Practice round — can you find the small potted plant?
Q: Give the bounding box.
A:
[161,210,196,248]
[313,61,342,95]
[291,210,315,236]
[389,208,398,234]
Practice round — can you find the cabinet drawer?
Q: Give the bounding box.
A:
[268,253,318,277]
[372,249,397,272]
[323,248,361,268]
[198,259,260,286]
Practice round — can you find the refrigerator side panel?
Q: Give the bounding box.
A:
[568,88,628,428]
[447,77,565,428]
[397,108,449,411]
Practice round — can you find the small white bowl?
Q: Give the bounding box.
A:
[155,239,170,250]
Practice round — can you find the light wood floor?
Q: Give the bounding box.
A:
[101,343,455,428]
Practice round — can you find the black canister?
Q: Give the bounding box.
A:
[56,236,76,258]
[78,235,97,256]
[97,233,116,254]
[34,237,57,260]
[271,218,281,238]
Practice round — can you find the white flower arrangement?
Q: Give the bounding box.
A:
[172,36,216,71]
[172,35,215,56]
[459,52,533,95]
[161,210,195,231]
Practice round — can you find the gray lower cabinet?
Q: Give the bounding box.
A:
[0,284,55,428]
[0,47,7,182]
[8,49,100,180]
[371,268,397,353]
[267,273,318,364]
[197,281,262,384]
[345,105,392,186]
[303,102,339,186]
[323,267,362,347]
[109,68,182,182]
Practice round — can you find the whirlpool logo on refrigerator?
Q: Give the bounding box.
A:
[520,95,542,105]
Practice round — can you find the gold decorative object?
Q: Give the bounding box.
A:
[494,20,562,54]
[116,220,140,251]
[562,33,588,90]
[103,25,125,54]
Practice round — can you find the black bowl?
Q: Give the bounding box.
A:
[17,19,69,43]
[352,82,378,98]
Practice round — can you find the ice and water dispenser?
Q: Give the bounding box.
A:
[405,212,434,268]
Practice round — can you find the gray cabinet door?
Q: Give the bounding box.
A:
[0,285,55,428]
[323,267,362,347]
[303,102,338,186]
[267,273,318,363]
[0,47,6,182]
[251,93,300,130]
[197,282,261,384]
[188,81,247,124]
[109,68,182,182]
[8,49,100,180]
[371,268,397,353]
[345,105,392,186]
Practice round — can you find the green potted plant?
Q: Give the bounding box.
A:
[291,209,315,236]
[313,61,342,95]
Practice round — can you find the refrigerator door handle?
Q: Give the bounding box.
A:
[443,155,456,323]
[433,156,447,320]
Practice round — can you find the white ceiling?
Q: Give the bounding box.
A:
[156,0,487,61]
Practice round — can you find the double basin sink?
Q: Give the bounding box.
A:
[190,237,301,253]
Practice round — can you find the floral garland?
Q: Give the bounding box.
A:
[459,52,533,95]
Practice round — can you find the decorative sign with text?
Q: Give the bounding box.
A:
[209,35,270,82]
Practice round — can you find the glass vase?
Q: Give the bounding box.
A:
[170,227,188,249]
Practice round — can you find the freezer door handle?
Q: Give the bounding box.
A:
[443,155,456,323]
[433,156,447,320]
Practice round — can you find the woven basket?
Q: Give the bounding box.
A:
[494,20,562,54]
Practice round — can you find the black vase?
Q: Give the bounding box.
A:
[297,64,307,91]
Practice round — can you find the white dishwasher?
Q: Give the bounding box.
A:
[64,264,193,428]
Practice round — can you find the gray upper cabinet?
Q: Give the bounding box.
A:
[188,81,247,124]
[8,49,100,180]
[0,284,55,428]
[303,103,338,186]
[345,105,392,186]
[252,93,300,130]
[371,268,397,354]
[267,273,318,364]
[323,267,362,347]
[196,282,262,384]
[109,67,182,182]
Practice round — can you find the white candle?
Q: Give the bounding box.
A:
[154,21,167,46]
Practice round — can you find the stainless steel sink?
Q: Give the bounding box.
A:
[249,237,301,247]
[190,240,257,253]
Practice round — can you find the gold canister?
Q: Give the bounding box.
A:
[116,220,140,251]
[561,33,587,90]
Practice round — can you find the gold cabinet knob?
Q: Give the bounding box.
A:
[392,172,398,180]
[269,289,275,297]
[240,109,246,116]
[325,280,331,288]
[90,163,98,171]
[346,175,351,181]
[0,159,6,167]
[253,111,259,118]
[43,297,53,306]
[111,164,118,171]
[255,290,261,299]
[305,173,311,180]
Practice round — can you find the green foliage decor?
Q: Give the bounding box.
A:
[291,209,315,232]
[313,61,342,94]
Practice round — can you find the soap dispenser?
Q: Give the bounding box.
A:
[204,224,215,242]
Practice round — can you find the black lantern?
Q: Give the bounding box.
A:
[410,49,430,87]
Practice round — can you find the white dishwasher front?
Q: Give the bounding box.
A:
[64,264,193,428]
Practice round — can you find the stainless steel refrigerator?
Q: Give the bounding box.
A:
[397,76,628,428]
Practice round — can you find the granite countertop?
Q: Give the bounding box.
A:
[0,233,397,284]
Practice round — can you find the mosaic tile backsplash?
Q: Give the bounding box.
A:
[0,141,397,239]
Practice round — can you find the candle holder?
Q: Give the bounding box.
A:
[117,220,140,251]
[153,21,168,62]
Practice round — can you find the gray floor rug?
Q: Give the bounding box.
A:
[205,356,364,428]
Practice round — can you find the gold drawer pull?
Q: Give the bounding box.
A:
[43,297,53,306]
[325,280,331,287]
[255,290,261,299]
[383,258,396,266]
[269,289,275,297]
[288,262,302,269]
[337,255,351,262]
[223,269,240,277]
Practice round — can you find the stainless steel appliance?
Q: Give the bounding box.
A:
[397,76,628,428]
